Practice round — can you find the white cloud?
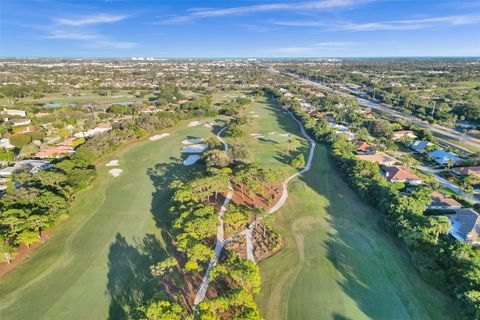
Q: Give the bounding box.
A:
[155,0,366,24]
[45,30,100,40]
[57,13,127,26]
[268,12,480,31]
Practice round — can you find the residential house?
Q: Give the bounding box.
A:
[35,146,74,159]
[14,160,51,174]
[0,166,16,177]
[382,166,423,185]
[74,123,112,138]
[427,191,462,210]
[428,149,461,166]
[447,209,480,246]
[11,118,32,126]
[0,138,14,149]
[16,125,36,134]
[353,140,375,154]
[2,108,26,117]
[411,140,434,153]
[392,130,417,140]
[451,166,480,178]
[357,152,397,166]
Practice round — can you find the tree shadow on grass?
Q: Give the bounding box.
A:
[106,233,167,320]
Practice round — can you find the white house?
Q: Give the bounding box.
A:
[11,118,32,126]
[428,149,461,166]
[2,108,26,117]
[411,140,434,153]
[0,138,14,150]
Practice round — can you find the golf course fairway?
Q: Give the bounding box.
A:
[241,97,457,319]
[0,121,216,320]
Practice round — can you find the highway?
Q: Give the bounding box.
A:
[285,72,480,153]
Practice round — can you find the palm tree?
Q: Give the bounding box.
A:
[446,158,455,170]
[430,217,451,244]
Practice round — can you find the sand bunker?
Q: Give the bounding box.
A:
[181,144,208,153]
[150,133,170,141]
[182,138,205,145]
[249,111,256,114]
[188,121,202,127]
[109,169,123,177]
[278,133,290,137]
[253,115,260,118]
[106,160,119,167]
[183,155,201,166]
[250,133,265,138]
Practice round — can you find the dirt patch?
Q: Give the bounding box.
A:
[0,230,52,277]
[230,183,283,211]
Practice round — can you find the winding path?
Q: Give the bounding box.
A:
[194,110,317,305]
[245,111,316,262]
[193,126,233,305]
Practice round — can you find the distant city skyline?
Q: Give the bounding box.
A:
[1,0,480,58]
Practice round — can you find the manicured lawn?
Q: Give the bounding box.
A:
[245,98,457,319]
[229,95,307,174]
[0,90,140,107]
[0,120,217,320]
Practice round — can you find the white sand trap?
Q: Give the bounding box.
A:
[253,115,260,118]
[106,160,119,167]
[181,144,208,153]
[249,111,256,114]
[182,138,205,145]
[278,133,290,137]
[109,168,123,177]
[150,133,170,141]
[268,132,277,134]
[250,133,265,138]
[183,155,201,166]
[188,121,202,127]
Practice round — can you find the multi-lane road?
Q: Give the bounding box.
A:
[285,72,480,153]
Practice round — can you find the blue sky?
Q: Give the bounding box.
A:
[1,0,480,57]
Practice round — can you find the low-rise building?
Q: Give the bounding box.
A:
[411,140,434,153]
[447,209,480,246]
[382,166,423,185]
[392,130,417,140]
[428,149,461,166]
[353,140,375,154]
[74,123,112,138]
[451,166,480,178]
[357,152,397,166]
[35,146,74,159]
[11,118,32,126]
[427,191,462,210]
[0,138,14,150]
[2,108,26,117]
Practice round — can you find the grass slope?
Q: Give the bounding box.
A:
[0,121,215,320]
[242,97,456,319]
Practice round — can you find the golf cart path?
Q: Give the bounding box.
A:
[193,126,233,305]
[194,110,316,305]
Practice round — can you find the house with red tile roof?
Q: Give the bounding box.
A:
[35,146,74,159]
[353,140,375,154]
[382,166,423,185]
[451,166,480,178]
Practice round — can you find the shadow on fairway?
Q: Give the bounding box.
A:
[262,98,455,319]
[106,233,167,320]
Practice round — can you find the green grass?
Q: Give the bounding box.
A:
[228,95,307,174]
[211,90,249,104]
[244,97,457,319]
[0,90,140,107]
[0,120,217,320]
